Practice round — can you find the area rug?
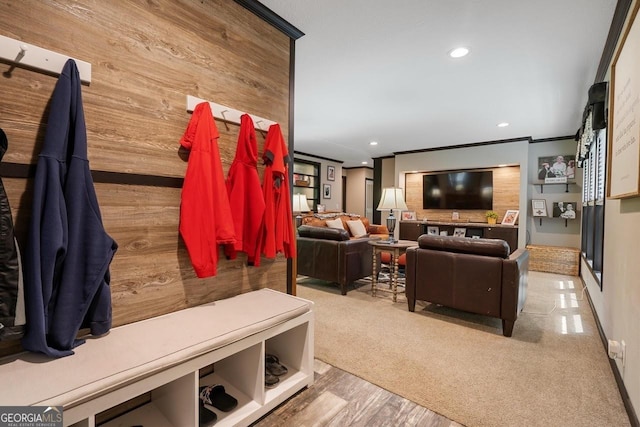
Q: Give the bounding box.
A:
[297,272,630,427]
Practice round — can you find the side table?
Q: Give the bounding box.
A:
[369,239,418,302]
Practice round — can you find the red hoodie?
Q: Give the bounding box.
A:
[179,102,236,278]
[262,124,295,259]
[225,114,265,265]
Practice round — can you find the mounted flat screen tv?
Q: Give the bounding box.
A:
[422,170,493,210]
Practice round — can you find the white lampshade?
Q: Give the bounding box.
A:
[377,188,408,211]
[292,194,311,213]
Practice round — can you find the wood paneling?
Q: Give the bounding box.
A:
[404,166,520,223]
[0,0,290,352]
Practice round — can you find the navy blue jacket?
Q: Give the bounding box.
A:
[22,59,118,358]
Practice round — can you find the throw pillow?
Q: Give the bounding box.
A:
[325,218,345,230]
[346,219,368,238]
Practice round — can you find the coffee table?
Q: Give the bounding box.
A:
[369,239,417,302]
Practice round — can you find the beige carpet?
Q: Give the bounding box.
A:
[297,272,630,427]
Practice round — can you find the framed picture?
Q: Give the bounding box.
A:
[531,199,547,217]
[609,1,640,198]
[552,201,577,219]
[427,226,439,235]
[537,155,576,181]
[327,165,336,181]
[453,227,466,237]
[401,211,417,220]
[501,210,519,225]
[323,183,331,199]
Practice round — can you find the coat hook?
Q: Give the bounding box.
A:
[255,119,266,137]
[220,109,230,131]
[3,44,28,78]
[17,44,28,62]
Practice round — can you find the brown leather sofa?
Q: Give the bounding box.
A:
[405,234,529,337]
[300,213,389,239]
[297,225,375,295]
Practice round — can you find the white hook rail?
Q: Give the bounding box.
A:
[186,95,277,129]
[0,35,92,83]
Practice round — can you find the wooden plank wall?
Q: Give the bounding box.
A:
[404,166,521,223]
[0,0,291,354]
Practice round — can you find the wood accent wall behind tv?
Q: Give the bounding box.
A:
[0,0,290,354]
[404,166,520,223]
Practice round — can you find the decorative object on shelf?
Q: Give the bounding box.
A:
[327,165,335,181]
[427,226,439,235]
[323,183,331,199]
[453,227,467,237]
[501,210,519,226]
[440,230,448,236]
[292,194,312,228]
[532,199,547,217]
[532,199,547,225]
[401,211,417,220]
[451,211,460,220]
[609,3,640,198]
[294,179,310,187]
[552,201,576,219]
[377,187,408,243]
[485,210,499,224]
[537,154,576,182]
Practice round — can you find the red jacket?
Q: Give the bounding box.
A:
[225,114,265,265]
[179,102,236,278]
[262,124,295,259]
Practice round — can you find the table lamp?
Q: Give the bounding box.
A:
[292,193,312,228]
[376,187,408,243]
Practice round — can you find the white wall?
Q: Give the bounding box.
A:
[583,1,640,417]
[345,167,373,216]
[394,139,530,249]
[527,138,582,247]
[294,153,343,212]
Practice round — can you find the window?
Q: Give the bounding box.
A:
[581,127,606,287]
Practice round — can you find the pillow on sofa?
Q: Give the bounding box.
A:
[326,218,345,230]
[298,225,350,241]
[346,220,368,238]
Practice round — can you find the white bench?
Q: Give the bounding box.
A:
[0,288,314,427]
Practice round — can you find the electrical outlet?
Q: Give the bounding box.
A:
[608,339,620,359]
[621,340,626,366]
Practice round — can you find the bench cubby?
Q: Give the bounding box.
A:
[0,289,314,427]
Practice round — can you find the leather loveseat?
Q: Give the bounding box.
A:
[297,225,375,295]
[405,234,529,337]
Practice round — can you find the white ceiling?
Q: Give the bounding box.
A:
[259,0,617,168]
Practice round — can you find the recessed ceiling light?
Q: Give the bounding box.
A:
[370,141,378,146]
[449,47,469,58]
[361,161,368,165]
[497,122,509,127]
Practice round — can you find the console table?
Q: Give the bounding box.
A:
[399,220,519,254]
[369,240,418,302]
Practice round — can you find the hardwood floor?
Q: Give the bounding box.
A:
[252,359,463,427]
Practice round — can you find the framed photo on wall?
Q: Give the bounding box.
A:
[323,184,331,199]
[609,1,640,198]
[501,210,519,225]
[327,165,335,181]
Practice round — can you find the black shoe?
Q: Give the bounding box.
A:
[265,371,280,388]
[265,354,288,376]
[199,402,217,426]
